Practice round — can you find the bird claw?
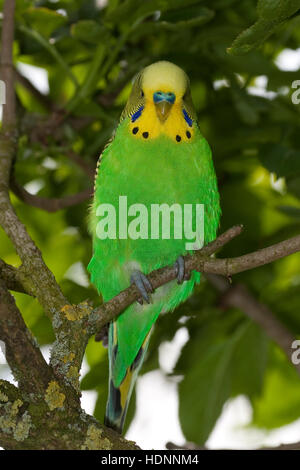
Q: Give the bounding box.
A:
[95,324,109,348]
[174,256,191,284]
[130,270,154,304]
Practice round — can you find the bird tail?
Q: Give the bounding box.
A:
[104,323,152,434]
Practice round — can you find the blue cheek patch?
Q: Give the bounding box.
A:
[183,109,193,127]
[131,106,144,123]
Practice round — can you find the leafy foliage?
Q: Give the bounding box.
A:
[1,0,300,447]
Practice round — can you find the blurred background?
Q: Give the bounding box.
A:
[1,0,300,449]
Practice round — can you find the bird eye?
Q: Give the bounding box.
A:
[141,90,144,98]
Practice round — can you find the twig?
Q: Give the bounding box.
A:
[88,226,300,334]
[18,25,79,88]
[166,440,300,450]
[166,441,206,450]
[14,68,52,111]
[186,235,300,277]
[11,177,92,212]
[206,274,300,375]
[262,441,300,450]
[66,150,95,181]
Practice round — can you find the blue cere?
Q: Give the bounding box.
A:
[183,109,193,127]
[131,106,144,122]
[153,91,176,104]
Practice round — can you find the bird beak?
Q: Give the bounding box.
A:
[155,100,173,122]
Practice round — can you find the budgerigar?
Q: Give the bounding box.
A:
[88,61,221,434]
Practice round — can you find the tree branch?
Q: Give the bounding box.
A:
[0,377,139,450]
[88,227,300,334]
[0,0,16,129]
[206,273,300,375]
[0,279,53,395]
[0,259,28,294]
[166,440,300,450]
[0,282,139,450]
[14,68,52,111]
[0,0,16,202]
[10,177,92,213]
[66,150,95,181]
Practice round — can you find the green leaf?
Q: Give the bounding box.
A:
[231,323,268,398]
[70,20,108,45]
[105,0,204,24]
[252,345,300,428]
[231,88,260,125]
[23,7,67,38]
[228,0,300,55]
[66,44,106,113]
[257,0,300,21]
[19,24,79,87]
[133,7,214,37]
[161,3,212,22]
[287,176,300,200]
[178,321,249,445]
[228,19,281,55]
[93,388,108,424]
[179,338,235,445]
[81,359,107,391]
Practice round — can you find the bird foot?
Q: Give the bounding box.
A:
[130,270,154,305]
[174,256,191,284]
[95,324,109,348]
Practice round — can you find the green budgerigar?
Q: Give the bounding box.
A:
[88,61,221,433]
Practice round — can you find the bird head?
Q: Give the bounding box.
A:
[122,61,196,126]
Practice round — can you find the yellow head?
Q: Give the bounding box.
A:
[122,61,196,143]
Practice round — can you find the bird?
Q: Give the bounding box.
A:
[88,61,221,434]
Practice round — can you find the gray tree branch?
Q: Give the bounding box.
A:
[0,279,53,395]
[88,227,300,335]
[10,177,92,213]
[0,259,27,294]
